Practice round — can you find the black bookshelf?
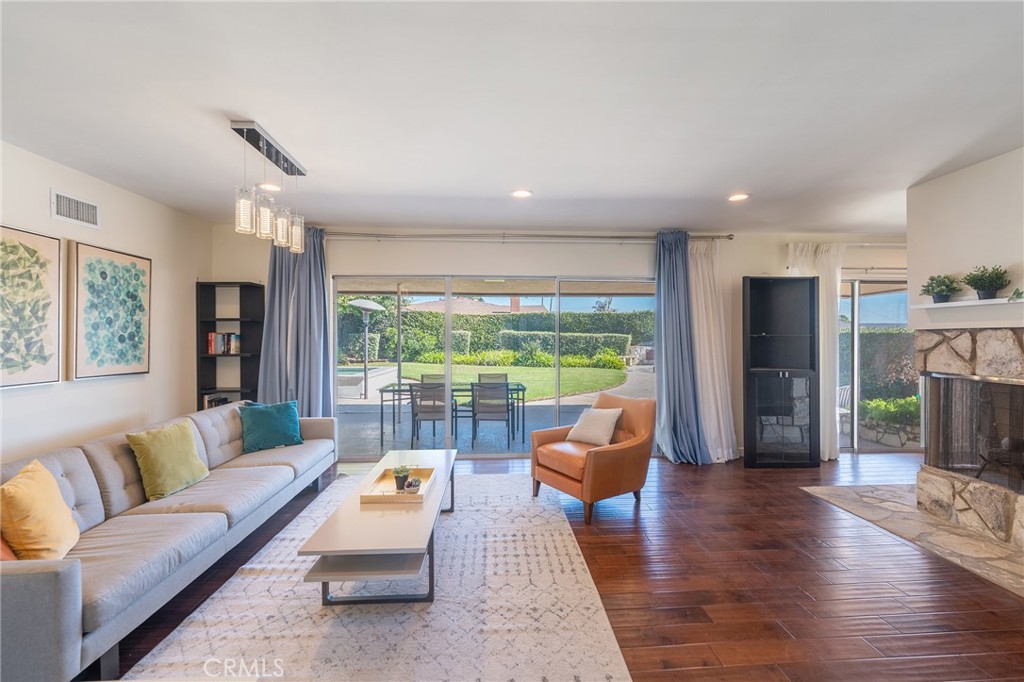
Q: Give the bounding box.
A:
[196,282,264,410]
[743,277,820,468]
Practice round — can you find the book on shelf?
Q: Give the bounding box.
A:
[203,394,232,409]
[207,332,241,355]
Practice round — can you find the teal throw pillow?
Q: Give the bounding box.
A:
[239,400,303,453]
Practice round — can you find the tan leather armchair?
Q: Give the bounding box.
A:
[531,393,656,524]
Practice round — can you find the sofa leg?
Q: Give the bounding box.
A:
[633,490,641,502]
[532,479,540,497]
[310,474,324,493]
[584,502,594,525]
[99,643,119,680]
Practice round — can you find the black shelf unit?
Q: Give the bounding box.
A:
[743,277,820,468]
[196,282,264,410]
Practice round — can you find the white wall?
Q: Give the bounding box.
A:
[907,148,1024,330]
[0,143,213,461]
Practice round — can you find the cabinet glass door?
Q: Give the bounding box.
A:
[751,372,813,465]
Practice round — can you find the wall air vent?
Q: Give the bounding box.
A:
[50,189,100,229]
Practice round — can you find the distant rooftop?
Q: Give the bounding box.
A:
[405,296,548,315]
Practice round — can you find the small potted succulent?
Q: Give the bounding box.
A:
[961,265,1011,300]
[403,477,422,494]
[919,274,961,303]
[392,464,411,490]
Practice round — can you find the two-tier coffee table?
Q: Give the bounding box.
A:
[298,449,456,605]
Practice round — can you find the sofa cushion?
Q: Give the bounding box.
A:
[239,400,303,454]
[126,420,210,500]
[1,448,105,533]
[0,460,80,560]
[0,536,16,561]
[188,402,245,468]
[217,439,334,477]
[536,441,590,481]
[82,418,209,518]
[122,466,293,527]
[69,512,227,632]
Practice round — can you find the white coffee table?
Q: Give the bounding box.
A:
[298,449,456,605]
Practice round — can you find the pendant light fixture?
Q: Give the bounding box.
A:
[230,121,307,253]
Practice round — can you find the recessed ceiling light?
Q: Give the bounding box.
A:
[510,189,534,199]
[727,193,751,202]
[257,183,282,192]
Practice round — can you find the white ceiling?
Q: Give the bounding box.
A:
[3,2,1021,234]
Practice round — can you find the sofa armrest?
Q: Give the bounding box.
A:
[1,559,83,682]
[300,417,336,442]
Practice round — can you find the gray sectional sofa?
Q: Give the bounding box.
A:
[0,401,337,682]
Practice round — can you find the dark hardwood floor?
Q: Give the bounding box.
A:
[101,454,1024,681]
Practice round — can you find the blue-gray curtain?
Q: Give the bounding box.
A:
[257,227,332,417]
[655,230,712,464]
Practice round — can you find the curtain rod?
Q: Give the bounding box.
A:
[325,231,734,244]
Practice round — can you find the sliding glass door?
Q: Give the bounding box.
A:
[839,280,921,452]
[334,275,655,460]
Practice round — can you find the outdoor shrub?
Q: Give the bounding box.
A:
[451,330,472,355]
[400,328,440,361]
[452,353,478,365]
[559,354,592,368]
[340,332,380,360]
[838,328,916,400]
[513,343,555,367]
[498,330,632,356]
[860,396,920,426]
[476,349,515,366]
[415,350,445,364]
[590,348,626,370]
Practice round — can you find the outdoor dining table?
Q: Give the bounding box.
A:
[378,381,527,446]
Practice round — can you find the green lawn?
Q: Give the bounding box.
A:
[396,363,626,402]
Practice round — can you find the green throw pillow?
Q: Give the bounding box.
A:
[239,400,303,454]
[126,420,209,501]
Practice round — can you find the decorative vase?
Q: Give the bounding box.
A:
[931,293,951,303]
[976,289,998,300]
[394,474,408,490]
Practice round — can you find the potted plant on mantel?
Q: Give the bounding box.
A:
[962,265,1011,300]
[920,274,961,303]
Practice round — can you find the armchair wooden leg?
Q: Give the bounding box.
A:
[633,490,641,502]
[584,502,594,525]
[532,479,540,497]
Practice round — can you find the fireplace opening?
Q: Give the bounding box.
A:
[925,373,1024,492]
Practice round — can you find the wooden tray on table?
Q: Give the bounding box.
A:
[359,467,436,504]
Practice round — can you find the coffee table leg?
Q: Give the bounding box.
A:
[320,533,436,605]
[441,466,455,513]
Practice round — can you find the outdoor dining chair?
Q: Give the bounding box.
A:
[470,382,513,447]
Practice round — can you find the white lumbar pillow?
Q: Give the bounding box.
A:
[567,407,623,446]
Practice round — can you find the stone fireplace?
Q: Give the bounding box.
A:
[914,328,1024,549]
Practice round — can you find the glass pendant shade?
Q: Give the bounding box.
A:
[289,214,305,254]
[273,206,291,247]
[234,186,255,234]
[256,193,275,240]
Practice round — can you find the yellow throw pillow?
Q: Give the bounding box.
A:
[0,460,80,560]
[126,420,209,501]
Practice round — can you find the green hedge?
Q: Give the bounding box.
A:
[451,330,471,354]
[340,332,380,360]
[861,396,920,426]
[497,330,632,355]
[838,328,917,400]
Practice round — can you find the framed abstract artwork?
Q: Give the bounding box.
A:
[1,226,62,388]
[70,242,151,379]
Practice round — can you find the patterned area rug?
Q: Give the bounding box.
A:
[803,484,1024,598]
[125,473,629,681]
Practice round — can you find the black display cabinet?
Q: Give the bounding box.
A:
[196,282,265,410]
[743,277,820,467]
